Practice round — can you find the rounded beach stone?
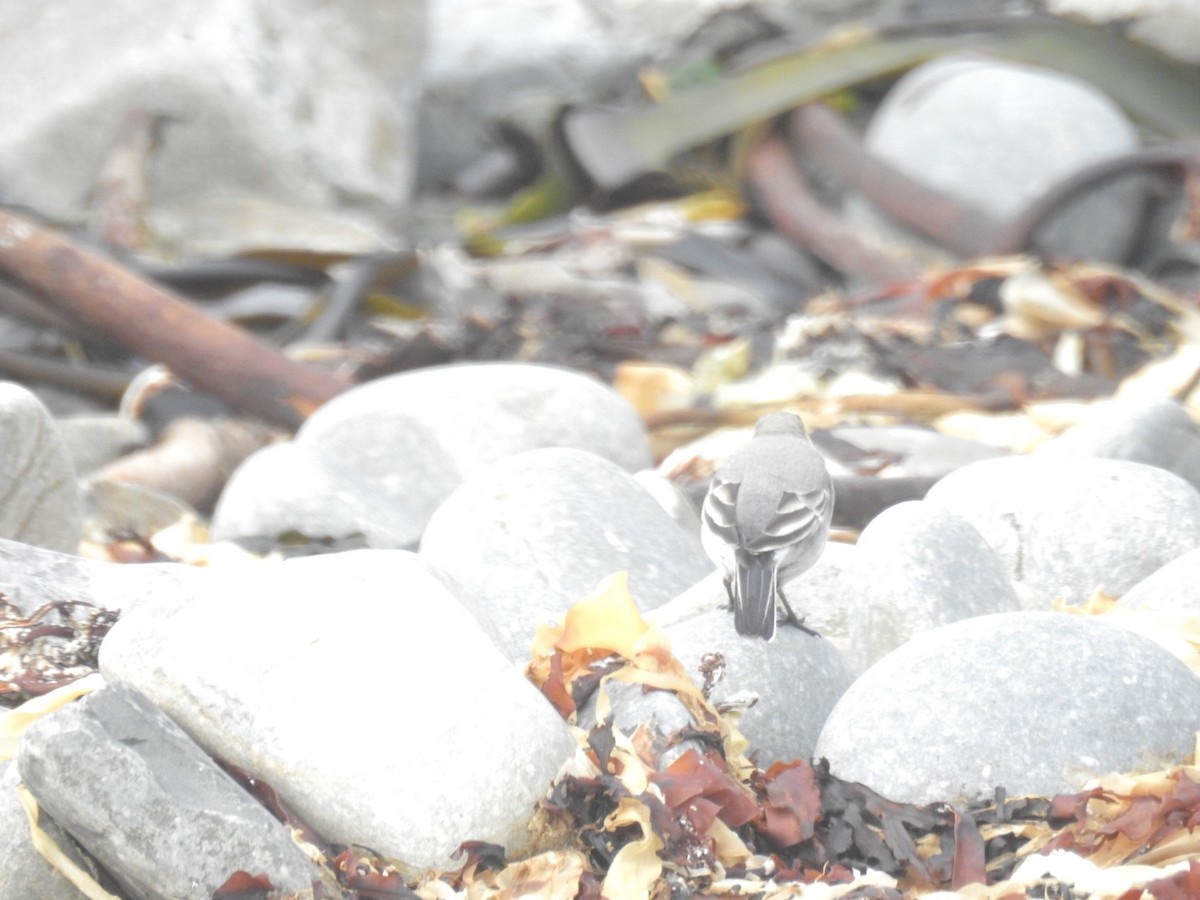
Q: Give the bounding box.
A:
[420,447,711,661]
[211,440,440,548]
[848,500,1020,671]
[666,607,853,763]
[299,362,652,477]
[857,55,1142,263]
[815,611,1200,804]
[214,362,652,548]
[1036,396,1200,492]
[100,549,574,870]
[1118,546,1200,612]
[924,456,1200,606]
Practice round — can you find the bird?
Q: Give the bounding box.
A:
[700,411,834,641]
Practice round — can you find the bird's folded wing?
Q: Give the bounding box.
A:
[745,488,831,553]
[701,479,741,544]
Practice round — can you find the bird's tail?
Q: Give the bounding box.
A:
[733,551,777,641]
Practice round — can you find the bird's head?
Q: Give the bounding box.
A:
[753,411,808,438]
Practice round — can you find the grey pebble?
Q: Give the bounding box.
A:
[815,611,1200,804]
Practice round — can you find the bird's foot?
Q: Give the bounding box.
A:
[778,586,821,637]
[721,575,736,612]
[786,614,821,637]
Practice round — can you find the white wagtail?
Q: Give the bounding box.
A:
[700,411,834,640]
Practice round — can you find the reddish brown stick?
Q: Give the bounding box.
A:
[746,135,917,286]
[0,210,350,428]
[788,104,1002,258]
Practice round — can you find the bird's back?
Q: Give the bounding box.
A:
[717,435,830,539]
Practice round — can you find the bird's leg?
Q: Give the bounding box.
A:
[777,583,819,636]
[721,574,735,611]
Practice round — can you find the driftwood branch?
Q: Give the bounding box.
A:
[745,135,917,286]
[788,103,1002,258]
[0,210,350,428]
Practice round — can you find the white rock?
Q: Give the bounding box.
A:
[1036,396,1200,492]
[301,363,653,476]
[421,447,711,661]
[854,56,1142,263]
[100,550,575,870]
[213,363,652,548]
[665,606,853,763]
[211,440,442,549]
[816,611,1200,804]
[1118,546,1200,612]
[778,539,858,662]
[925,456,1200,605]
[848,501,1021,671]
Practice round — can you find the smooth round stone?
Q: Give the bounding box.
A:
[299,362,652,477]
[213,362,652,548]
[925,456,1200,605]
[420,447,711,662]
[665,607,853,763]
[778,540,858,662]
[1118,546,1200,612]
[100,550,574,870]
[848,501,1020,671]
[815,611,1200,804]
[211,441,437,548]
[1037,397,1200,492]
[857,55,1142,263]
[0,382,82,552]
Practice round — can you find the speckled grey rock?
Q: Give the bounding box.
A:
[213,363,651,549]
[591,587,853,767]
[420,447,711,661]
[647,543,858,661]
[100,549,574,870]
[666,607,853,764]
[848,501,1021,671]
[925,456,1200,606]
[1037,397,1200,492]
[1118,546,1200,612]
[19,683,322,900]
[854,55,1142,264]
[0,536,201,617]
[0,383,82,553]
[0,761,84,900]
[815,611,1200,804]
[778,540,858,662]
